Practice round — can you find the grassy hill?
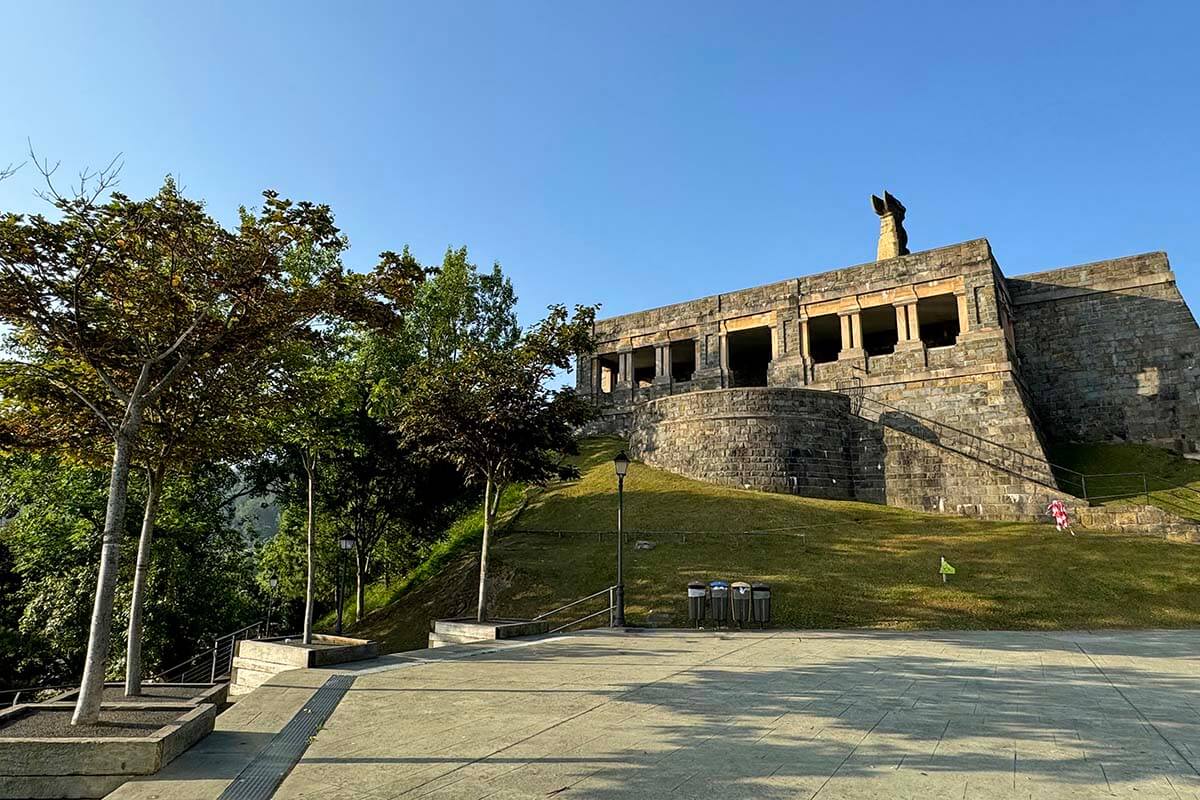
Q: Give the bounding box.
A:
[343,437,1200,652]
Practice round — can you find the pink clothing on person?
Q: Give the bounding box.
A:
[1046,499,1071,532]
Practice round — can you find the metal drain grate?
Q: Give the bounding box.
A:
[219,673,356,800]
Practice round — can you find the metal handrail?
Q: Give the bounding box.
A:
[0,683,74,708]
[535,586,617,632]
[1149,474,1200,497]
[533,586,616,621]
[847,392,1200,516]
[549,606,613,634]
[150,620,265,684]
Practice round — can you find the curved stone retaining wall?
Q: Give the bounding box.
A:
[629,388,856,498]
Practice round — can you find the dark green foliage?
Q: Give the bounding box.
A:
[0,453,258,688]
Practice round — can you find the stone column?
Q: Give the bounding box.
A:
[894,305,909,341]
[653,343,671,387]
[616,351,632,389]
[799,316,812,385]
[719,331,729,388]
[956,291,971,334]
[895,300,923,350]
[839,310,864,360]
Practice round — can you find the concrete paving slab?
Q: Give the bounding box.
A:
[107,629,1200,799]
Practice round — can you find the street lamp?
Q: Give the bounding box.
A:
[265,575,278,637]
[336,533,356,635]
[612,451,629,627]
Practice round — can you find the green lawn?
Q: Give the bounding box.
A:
[1048,442,1200,520]
[344,437,1200,652]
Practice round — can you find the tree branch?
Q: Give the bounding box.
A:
[0,361,115,436]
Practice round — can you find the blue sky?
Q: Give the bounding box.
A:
[3,2,1198,331]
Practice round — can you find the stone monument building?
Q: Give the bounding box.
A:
[577,194,1200,523]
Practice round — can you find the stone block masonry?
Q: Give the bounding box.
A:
[630,386,1070,522]
[630,388,858,498]
[1009,252,1200,451]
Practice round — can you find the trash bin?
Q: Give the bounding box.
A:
[687,581,707,626]
[751,582,771,627]
[708,580,730,625]
[731,581,752,627]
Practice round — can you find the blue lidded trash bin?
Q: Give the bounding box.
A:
[708,580,730,625]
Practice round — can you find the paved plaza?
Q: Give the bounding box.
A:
[110,629,1200,799]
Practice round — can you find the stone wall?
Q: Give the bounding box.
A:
[629,388,858,498]
[1009,253,1200,451]
[629,386,1068,521]
[1074,504,1200,543]
[856,419,1065,521]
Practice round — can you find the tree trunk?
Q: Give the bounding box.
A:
[490,482,503,518]
[72,416,141,726]
[302,452,316,645]
[476,476,493,623]
[124,464,164,697]
[355,547,366,623]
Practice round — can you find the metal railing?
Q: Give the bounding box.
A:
[2,621,269,707]
[1051,467,1200,519]
[0,683,74,708]
[854,394,1059,486]
[150,620,266,684]
[533,586,618,634]
[842,388,1200,521]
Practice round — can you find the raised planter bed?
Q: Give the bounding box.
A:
[0,702,215,799]
[48,682,228,707]
[230,634,378,695]
[428,618,551,648]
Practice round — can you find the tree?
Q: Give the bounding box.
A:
[122,352,273,695]
[386,304,596,621]
[321,331,468,619]
[0,164,348,724]
[0,452,258,690]
[410,247,519,364]
[258,338,342,645]
[254,247,422,644]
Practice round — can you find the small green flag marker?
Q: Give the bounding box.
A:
[939,557,956,583]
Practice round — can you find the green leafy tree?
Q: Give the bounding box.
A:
[411,247,519,364]
[321,331,468,618]
[385,304,597,621]
[258,338,343,644]
[0,453,257,688]
[254,249,422,642]
[0,161,347,723]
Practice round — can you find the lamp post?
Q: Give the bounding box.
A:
[612,451,629,627]
[265,575,278,637]
[336,533,356,635]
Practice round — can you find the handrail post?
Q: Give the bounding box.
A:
[1144,473,1150,505]
[210,638,219,683]
[1081,474,1088,502]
